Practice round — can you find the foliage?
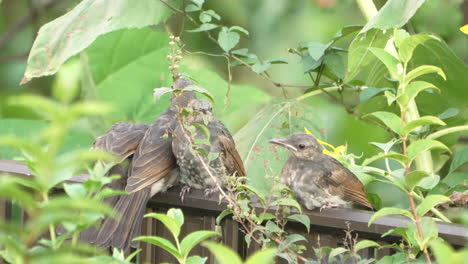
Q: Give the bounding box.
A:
[134,208,220,264]
[0,92,127,263]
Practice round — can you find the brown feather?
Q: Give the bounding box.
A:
[219,131,246,176]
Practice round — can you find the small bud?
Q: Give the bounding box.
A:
[174,36,180,42]
[169,41,175,46]
[167,55,173,59]
[169,35,175,40]
[176,55,183,60]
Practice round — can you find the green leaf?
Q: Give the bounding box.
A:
[393,29,410,48]
[94,187,126,200]
[402,116,445,136]
[272,198,302,214]
[286,214,310,233]
[229,26,249,36]
[144,213,181,238]
[235,184,266,205]
[185,4,200,12]
[362,152,410,167]
[202,242,242,264]
[437,108,459,120]
[364,111,401,134]
[86,28,172,123]
[405,171,430,191]
[449,147,468,172]
[345,29,392,82]
[180,231,220,258]
[22,0,174,83]
[368,208,414,226]
[442,172,467,188]
[181,85,215,103]
[252,61,271,74]
[407,139,450,162]
[245,248,277,264]
[331,25,363,42]
[362,0,425,32]
[188,23,218,32]
[167,208,184,228]
[63,183,87,199]
[405,65,446,84]
[328,247,348,261]
[216,209,232,225]
[308,41,329,61]
[419,217,438,250]
[398,35,439,63]
[354,240,381,252]
[199,10,220,23]
[186,256,207,264]
[153,87,173,103]
[359,87,394,103]
[368,48,400,77]
[218,27,240,52]
[134,236,181,260]
[190,0,205,7]
[430,240,466,264]
[397,81,439,106]
[323,51,345,80]
[416,195,452,216]
[0,177,38,211]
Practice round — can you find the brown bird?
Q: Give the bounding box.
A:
[269,133,373,210]
[172,98,246,198]
[93,78,196,250]
[57,121,148,243]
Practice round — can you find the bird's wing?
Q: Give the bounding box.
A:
[319,156,373,209]
[92,122,149,160]
[125,113,178,193]
[217,123,247,176]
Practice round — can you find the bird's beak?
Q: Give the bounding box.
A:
[268,138,297,152]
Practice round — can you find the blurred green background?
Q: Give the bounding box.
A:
[0,0,467,206]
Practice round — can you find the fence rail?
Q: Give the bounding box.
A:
[0,159,466,263]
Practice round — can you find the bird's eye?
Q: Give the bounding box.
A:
[298,144,305,149]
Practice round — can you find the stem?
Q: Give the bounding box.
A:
[427,125,468,140]
[42,192,57,249]
[408,192,432,264]
[356,0,378,21]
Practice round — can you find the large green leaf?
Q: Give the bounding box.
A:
[363,111,401,135]
[449,147,468,172]
[234,99,323,194]
[244,248,277,264]
[22,0,174,83]
[345,29,392,82]
[362,0,425,32]
[406,139,450,162]
[85,28,172,124]
[401,116,445,136]
[368,207,414,226]
[144,213,181,239]
[397,34,438,63]
[134,236,181,260]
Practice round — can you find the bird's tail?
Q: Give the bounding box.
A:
[94,188,151,250]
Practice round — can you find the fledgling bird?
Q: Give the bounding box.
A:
[93,78,196,250]
[269,133,373,210]
[172,98,246,198]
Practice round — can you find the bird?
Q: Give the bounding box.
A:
[171,98,246,199]
[268,133,373,210]
[93,77,196,250]
[57,121,149,243]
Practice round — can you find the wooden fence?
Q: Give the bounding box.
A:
[0,160,466,263]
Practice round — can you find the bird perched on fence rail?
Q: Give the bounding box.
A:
[172,98,246,199]
[269,133,373,211]
[92,78,196,250]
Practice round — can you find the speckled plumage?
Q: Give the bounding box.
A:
[270,133,373,210]
[172,98,246,193]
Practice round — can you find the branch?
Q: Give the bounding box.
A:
[0,0,63,52]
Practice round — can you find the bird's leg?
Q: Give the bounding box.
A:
[319,202,340,212]
[180,185,191,202]
[204,187,218,198]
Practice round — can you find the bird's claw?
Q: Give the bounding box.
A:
[204,188,217,198]
[319,203,339,212]
[180,186,191,202]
